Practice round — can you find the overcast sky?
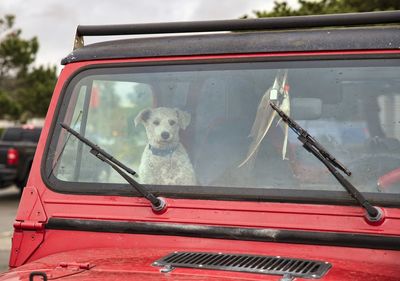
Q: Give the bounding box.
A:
[0,0,298,70]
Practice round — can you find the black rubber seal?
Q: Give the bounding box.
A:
[47,217,400,251]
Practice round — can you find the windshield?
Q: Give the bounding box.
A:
[45,59,400,199]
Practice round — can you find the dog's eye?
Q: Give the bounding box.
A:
[153,120,160,126]
[169,120,176,126]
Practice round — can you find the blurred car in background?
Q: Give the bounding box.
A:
[0,125,41,191]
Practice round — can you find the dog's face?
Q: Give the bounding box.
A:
[135,107,191,149]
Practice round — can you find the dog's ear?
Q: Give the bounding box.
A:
[134,108,151,127]
[176,108,191,130]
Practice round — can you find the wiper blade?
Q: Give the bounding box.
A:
[269,102,383,223]
[271,102,351,176]
[60,123,167,213]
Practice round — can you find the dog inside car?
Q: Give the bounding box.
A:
[134,107,196,185]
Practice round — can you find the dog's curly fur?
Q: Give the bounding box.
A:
[135,107,196,185]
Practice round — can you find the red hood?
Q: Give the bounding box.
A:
[1,247,399,281]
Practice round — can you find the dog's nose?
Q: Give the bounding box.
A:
[161,132,170,140]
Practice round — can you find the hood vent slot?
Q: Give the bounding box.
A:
[153,251,331,279]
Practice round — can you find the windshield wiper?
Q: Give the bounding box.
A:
[269,102,383,223]
[60,123,167,213]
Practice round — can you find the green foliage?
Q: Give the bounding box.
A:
[0,89,20,119]
[246,0,400,18]
[0,30,38,77]
[0,15,15,30]
[16,66,57,121]
[0,14,57,121]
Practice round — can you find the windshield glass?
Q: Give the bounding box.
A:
[45,59,400,197]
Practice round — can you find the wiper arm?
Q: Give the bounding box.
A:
[60,123,167,213]
[269,102,383,223]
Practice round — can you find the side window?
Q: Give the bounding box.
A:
[21,129,42,142]
[53,79,153,183]
[2,128,21,141]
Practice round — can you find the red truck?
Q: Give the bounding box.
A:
[1,11,400,281]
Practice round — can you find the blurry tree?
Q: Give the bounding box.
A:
[245,0,400,18]
[0,14,57,121]
[0,90,20,118]
[16,66,57,121]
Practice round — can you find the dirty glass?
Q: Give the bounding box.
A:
[46,60,400,196]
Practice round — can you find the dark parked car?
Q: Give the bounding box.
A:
[0,125,41,190]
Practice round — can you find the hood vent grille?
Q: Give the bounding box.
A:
[153,251,331,279]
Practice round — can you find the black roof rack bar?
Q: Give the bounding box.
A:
[73,10,400,49]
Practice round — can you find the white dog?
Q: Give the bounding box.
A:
[134,107,196,185]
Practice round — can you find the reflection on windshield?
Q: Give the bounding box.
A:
[49,61,400,195]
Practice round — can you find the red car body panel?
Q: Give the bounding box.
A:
[1,50,400,280]
[2,246,400,281]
